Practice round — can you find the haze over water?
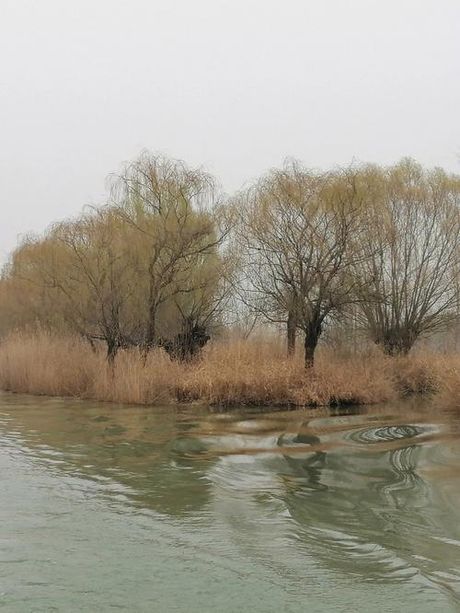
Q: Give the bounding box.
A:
[0,393,459,611]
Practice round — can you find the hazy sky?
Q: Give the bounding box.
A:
[1,0,459,261]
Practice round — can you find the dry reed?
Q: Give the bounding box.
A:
[0,331,456,408]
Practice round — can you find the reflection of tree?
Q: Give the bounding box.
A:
[0,398,215,518]
[2,396,459,604]
[276,420,460,596]
[278,430,327,492]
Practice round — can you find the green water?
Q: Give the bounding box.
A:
[0,393,459,612]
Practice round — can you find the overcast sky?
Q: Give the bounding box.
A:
[1,0,459,261]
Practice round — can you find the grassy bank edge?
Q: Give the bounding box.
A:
[0,332,458,409]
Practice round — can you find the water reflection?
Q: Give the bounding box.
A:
[277,422,430,583]
[0,396,216,517]
[0,393,459,607]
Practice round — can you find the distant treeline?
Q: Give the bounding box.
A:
[1,152,460,367]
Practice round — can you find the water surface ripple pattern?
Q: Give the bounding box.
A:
[0,393,459,612]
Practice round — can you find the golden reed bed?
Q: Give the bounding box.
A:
[0,331,458,408]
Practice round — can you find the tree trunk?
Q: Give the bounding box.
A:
[106,338,118,365]
[143,304,157,356]
[379,328,417,356]
[381,339,412,356]
[287,310,296,357]
[304,336,317,368]
[303,319,322,368]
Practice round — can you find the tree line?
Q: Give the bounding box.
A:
[1,152,460,367]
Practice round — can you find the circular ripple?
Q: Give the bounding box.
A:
[349,424,424,444]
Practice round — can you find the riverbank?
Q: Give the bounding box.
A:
[0,332,457,408]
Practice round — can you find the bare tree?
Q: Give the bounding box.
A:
[354,159,460,354]
[235,161,366,367]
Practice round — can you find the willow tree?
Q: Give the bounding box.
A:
[52,209,141,360]
[354,159,460,355]
[5,208,139,361]
[3,232,77,334]
[235,161,367,367]
[0,245,56,335]
[2,152,227,362]
[110,152,226,356]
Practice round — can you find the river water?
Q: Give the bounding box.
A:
[0,393,459,612]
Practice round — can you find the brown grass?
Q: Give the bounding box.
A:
[176,340,395,406]
[430,354,460,409]
[0,331,457,408]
